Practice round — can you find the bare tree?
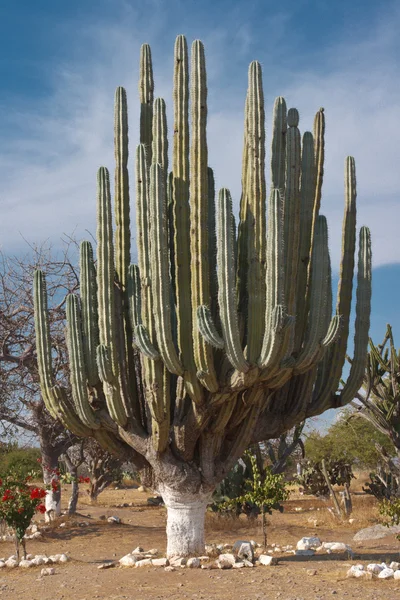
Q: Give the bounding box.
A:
[0,241,79,519]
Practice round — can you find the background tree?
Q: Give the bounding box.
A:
[0,243,79,519]
[304,409,396,469]
[33,36,372,557]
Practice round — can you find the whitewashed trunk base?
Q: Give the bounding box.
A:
[161,488,211,558]
[44,489,61,522]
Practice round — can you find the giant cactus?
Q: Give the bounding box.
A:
[34,35,372,557]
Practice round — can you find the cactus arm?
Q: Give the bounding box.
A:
[312,157,358,407]
[259,189,286,368]
[197,305,224,349]
[33,270,58,419]
[189,39,218,391]
[170,35,203,403]
[135,144,170,452]
[96,166,127,426]
[338,226,372,405]
[245,60,266,363]
[66,293,100,429]
[236,92,249,325]
[127,263,142,329]
[294,131,316,351]
[216,188,249,372]
[294,216,339,374]
[270,96,287,191]
[80,241,100,387]
[152,98,168,176]
[33,270,92,437]
[114,87,130,292]
[208,167,218,320]
[133,324,160,360]
[149,163,183,375]
[311,108,325,235]
[139,43,154,166]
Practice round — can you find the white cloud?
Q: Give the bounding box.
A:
[0,2,398,273]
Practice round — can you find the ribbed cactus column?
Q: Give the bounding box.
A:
[171,34,202,403]
[189,40,218,392]
[139,43,154,166]
[245,61,266,363]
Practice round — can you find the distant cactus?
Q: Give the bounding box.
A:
[34,36,372,557]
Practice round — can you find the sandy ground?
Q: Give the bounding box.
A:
[0,484,399,600]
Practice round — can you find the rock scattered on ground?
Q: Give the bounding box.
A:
[353,524,400,541]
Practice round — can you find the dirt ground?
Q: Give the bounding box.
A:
[1,482,399,600]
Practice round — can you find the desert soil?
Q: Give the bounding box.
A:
[0,485,399,600]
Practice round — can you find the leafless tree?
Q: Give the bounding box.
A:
[0,239,79,517]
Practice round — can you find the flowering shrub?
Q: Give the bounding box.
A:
[0,472,47,559]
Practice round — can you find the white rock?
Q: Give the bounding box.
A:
[135,558,152,567]
[19,560,33,568]
[49,554,62,563]
[164,566,176,572]
[259,554,277,566]
[348,518,355,524]
[41,567,55,576]
[0,562,5,568]
[107,516,121,524]
[5,558,18,568]
[186,557,201,568]
[366,563,384,574]
[32,556,46,566]
[232,562,245,568]
[119,554,137,567]
[132,546,144,554]
[322,542,352,554]
[243,559,254,567]
[217,553,236,569]
[147,548,159,556]
[169,556,187,567]
[137,485,146,492]
[250,540,256,547]
[347,565,367,578]
[31,531,42,539]
[390,561,400,571]
[378,568,394,579]
[394,570,400,580]
[296,536,321,551]
[152,558,168,567]
[235,542,254,562]
[30,524,38,533]
[216,544,224,551]
[295,549,315,556]
[58,554,68,563]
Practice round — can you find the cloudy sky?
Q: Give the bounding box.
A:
[0,0,399,428]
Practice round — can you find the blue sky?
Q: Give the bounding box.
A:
[0,0,399,429]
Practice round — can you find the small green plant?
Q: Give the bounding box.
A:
[224,452,289,547]
[379,498,400,541]
[0,472,46,560]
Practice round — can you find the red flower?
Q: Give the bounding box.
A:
[51,480,59,492]
[36,504,46,514]
[0,478,2,486]
[2,490,13,502]
[30,487,46,500]
[18,507,24,514]
[37,458,42,463]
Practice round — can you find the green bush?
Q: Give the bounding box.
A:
[0,444,41,479]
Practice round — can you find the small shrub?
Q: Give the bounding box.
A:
[0,472,46,559]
